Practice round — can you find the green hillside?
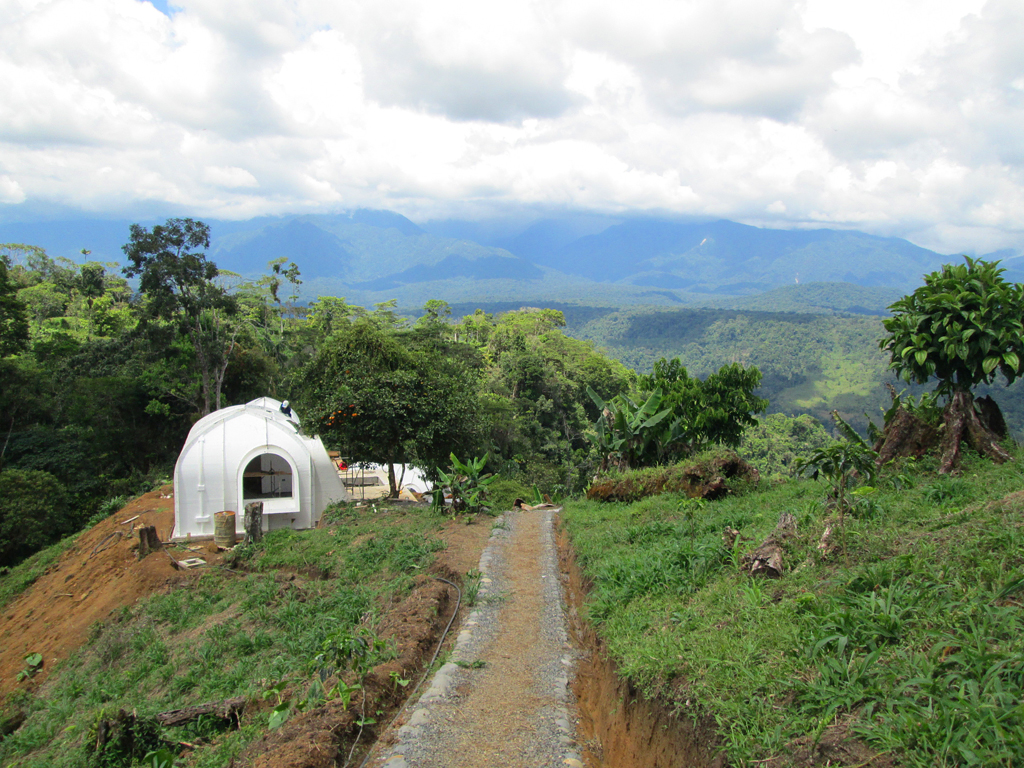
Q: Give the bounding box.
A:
[567,305,1024,438]
[563,447,1024,766]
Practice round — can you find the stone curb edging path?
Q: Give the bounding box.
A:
[371,507,584,768]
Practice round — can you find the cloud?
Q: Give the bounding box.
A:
[0,0,1021,254]
[339,0,576,122]
[563,0,858,120]
[202,165,259,188]
[0,176,25,204]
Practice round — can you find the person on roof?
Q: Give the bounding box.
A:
[280,400,292,417]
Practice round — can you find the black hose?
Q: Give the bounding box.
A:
[356,576,462,768]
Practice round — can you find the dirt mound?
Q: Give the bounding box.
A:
[0,488,184,701]
[587,451,759,503]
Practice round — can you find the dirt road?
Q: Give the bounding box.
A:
[370,507,583,768]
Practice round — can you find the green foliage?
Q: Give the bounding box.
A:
[881,257,1024,395]
[589,358,766,470]
[739,413,832,479]
[436,453,498,515]
[795,413,878,547]
[0,532,79,610]
[588,387,676,470]
[484,478,533,512]
[300,319,482,495]
[0,469,72,567]
[0,252,29,357]
[122,218,239,415]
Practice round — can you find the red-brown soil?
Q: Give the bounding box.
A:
[0,487,188,701]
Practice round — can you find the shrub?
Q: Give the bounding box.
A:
[0,469,72,567]
[486,479,533,512]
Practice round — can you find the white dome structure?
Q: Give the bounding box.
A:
[173,397,348,540]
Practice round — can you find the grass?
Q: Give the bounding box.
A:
[0,502,449,767]
[562,446,1024,766]
[0,534,81,612]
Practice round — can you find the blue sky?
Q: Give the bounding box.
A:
[0,0,1021,255]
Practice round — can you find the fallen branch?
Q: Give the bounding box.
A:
[91,531,123,556]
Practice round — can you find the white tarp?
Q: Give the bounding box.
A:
[173,397,348,540]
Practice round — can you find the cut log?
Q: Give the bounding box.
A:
[138,526,161,561]
[155,696,246,728]
[243,502,264,545]
[741,512,797,579]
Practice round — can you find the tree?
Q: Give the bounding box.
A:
[298,320,481,497]
[880,257,1023,471]
[0,253,29,357]
[123,218,239,415]
[588,359,766,472]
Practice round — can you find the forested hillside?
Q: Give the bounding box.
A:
[568,305,1024,438]
[0,227,641,567]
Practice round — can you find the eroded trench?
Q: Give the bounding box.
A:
[558,525,726,768]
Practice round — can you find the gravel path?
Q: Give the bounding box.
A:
[370,507,583,768]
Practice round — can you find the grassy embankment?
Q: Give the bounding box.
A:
[563,447,1024,766]
[0,503,449,768]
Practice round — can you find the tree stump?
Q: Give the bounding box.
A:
[874,406,939,466]
[243,502,264,545]
[939,390,1012,473]
[137,526,161,561]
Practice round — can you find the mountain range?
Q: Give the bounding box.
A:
[4,210,1022,310]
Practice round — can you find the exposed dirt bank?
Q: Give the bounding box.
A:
[558,525,727,768]
[0,488,183,700]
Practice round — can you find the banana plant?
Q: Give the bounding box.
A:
[436,452,497,514]
[587,387,676,470]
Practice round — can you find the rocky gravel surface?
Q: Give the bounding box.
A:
[369,507,584,768]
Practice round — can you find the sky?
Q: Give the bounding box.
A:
[1,0,1022,254]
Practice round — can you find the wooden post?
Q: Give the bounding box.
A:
[243,502,263,545]
[138,526,161,560]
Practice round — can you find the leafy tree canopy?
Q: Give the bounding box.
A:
[298,319,482,496]
[0,253,29,357]
[881,257,1024,394]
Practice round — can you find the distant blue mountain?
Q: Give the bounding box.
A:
[1,208,959,304]
[529,218,945,289]
[212,219,353,277]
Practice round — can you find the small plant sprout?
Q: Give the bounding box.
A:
[464,569,483,606]
[262,679,291,729]
[796,412,879,563]
[389,670,411,688]
[678,497,707,543]
[16,652,43,682]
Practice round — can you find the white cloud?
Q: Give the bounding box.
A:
[202,165,259,188]
[0,175,26,204]
[0,0,1021,254]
